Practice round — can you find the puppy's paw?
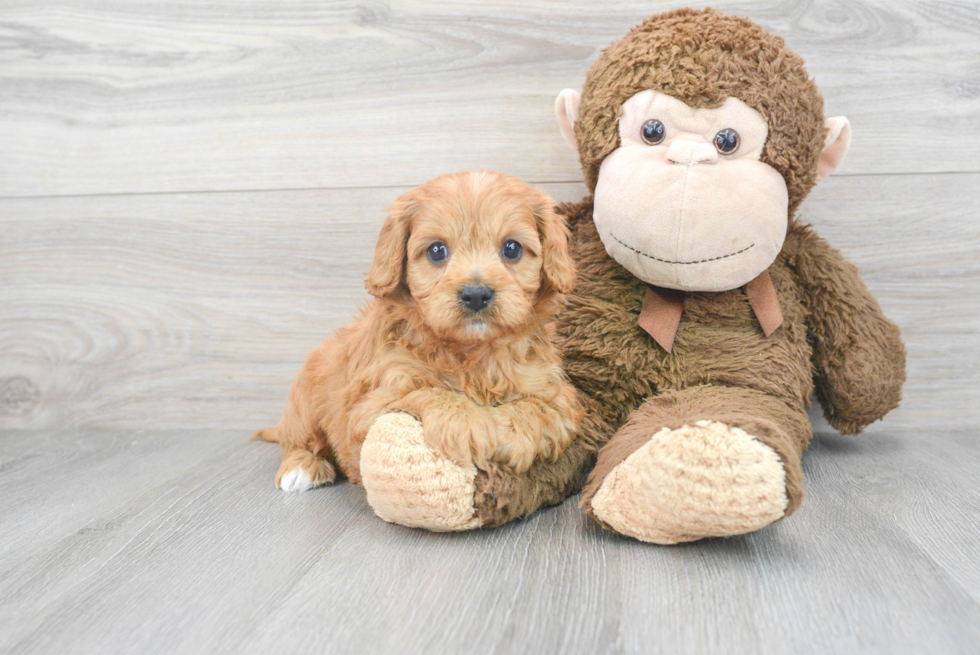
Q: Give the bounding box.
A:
[274,449,336,493]
[486,399,576,474]
[424,408,496,471]
[424,423,492,470]
[279,467,314,493]
[361,412,482,531]
[487,433,538,475]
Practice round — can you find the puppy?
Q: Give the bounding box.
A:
[254,171,583,492]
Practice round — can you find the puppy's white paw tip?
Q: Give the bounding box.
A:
[279,467,314,493]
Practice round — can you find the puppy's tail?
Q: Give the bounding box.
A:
[251,428,279,443]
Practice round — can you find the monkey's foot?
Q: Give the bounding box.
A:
[583,420,790,544]
[360,412,483,531]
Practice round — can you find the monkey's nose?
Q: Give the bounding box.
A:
[666,139,718,166]
[459,284,494,312]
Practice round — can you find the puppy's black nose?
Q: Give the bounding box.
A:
[459,284,494,312]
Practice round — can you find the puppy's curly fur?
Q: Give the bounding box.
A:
[255,171,584,491]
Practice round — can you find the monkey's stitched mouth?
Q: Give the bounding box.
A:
[611,233,754,265]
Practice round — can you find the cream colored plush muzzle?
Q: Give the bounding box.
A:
[593,145,789,292]
[591,91,789,292]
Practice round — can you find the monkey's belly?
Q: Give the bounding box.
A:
[557,262,813,435]
[660,291,813,411]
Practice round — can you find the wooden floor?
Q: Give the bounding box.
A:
[1,1,979,653]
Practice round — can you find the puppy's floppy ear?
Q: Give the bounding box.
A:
[531,190,575,295]
[366,192,419,297]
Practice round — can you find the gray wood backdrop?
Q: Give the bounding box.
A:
[1,1,978,654]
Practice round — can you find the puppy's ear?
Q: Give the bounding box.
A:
[366,192,419,297]
[532,191,575,295]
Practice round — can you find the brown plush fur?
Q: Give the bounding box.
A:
[470,8,906,529]
[255,171,583,487]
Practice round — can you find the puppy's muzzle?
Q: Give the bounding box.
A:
[459,284,494,313]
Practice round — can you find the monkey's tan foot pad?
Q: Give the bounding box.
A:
[361,412,483,532]
[587,420,788,544]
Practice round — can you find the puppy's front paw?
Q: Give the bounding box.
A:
[361,412,483,531]
[487,433,538,475]
[487,398,576,475]
[423,416,495,471]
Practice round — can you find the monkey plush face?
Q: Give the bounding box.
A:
[554,8,852,293]
[592,90,787,291]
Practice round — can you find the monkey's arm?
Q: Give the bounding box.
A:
[358,394,601,531]
[472,394,605,527]
[786,224,906,434]
[471,435,595,527]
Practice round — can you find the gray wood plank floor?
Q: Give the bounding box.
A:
[2,0,979,653]
[1,425,979,654]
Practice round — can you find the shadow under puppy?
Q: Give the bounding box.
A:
[255,171,583,493]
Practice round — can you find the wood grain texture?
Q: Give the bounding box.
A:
[1,0,979,197]
[0,428,978,655]
[2,176,976,432]
[2,1,978,653]
[0,429,238,573]
[809,426,980,604]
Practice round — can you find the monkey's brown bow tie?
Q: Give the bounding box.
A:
[638,270,783,353]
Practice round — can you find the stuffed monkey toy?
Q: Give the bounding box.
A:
[358,8,906,543]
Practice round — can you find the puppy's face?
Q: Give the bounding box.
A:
[367,171,575,343]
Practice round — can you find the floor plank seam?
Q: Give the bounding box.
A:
[1,170,977,202]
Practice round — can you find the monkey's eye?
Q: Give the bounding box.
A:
[640,119,666,145]
[714,128,740,155]
[426,241,449,263]
[501,240,523,261]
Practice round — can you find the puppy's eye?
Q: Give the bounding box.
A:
[426,241,449,264]
[714,128,740,155]
[641,119,666,145]
[501,240,523,261]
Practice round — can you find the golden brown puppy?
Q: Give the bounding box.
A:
[254,171,583,492]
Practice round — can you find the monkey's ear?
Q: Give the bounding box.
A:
[366,194,418,298]
[816,116,851,181]
[555,89,581,152]
[532,191,576,295]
